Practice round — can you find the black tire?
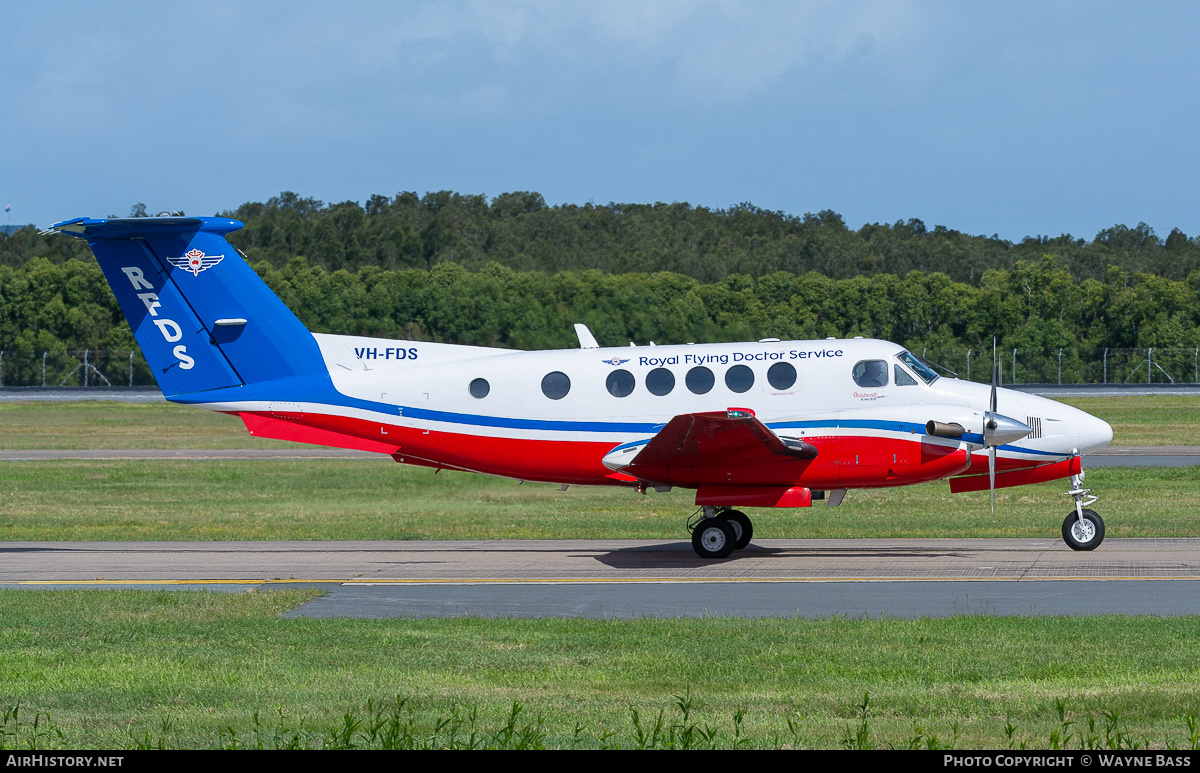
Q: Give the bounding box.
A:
[1062,509,1104,551]
[692,517,736,559]
[719,509,753,550]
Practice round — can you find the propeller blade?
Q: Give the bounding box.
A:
[991,337,998,416]
[989,446,996,514]
[984,337,999,446]
[988,337,997,516]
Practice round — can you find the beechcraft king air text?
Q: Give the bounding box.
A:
[48,216,1113,558]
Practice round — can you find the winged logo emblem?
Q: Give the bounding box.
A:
[168,248,224,276]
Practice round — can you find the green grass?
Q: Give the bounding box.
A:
[1,395,1198,541]
[1,591,1198,749]
[1059,395,1200,446]
[2,399,1198,750]
[0,401,293,450]
[0,394,1197,450]
[1,460,1198,541]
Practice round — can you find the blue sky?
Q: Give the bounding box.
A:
[3,1,1198,241]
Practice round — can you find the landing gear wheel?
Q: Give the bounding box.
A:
[692,517,736,559]
[719,509,753,550]
[1062,509,1104,551]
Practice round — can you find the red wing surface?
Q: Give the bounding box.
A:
[623,411,817,488]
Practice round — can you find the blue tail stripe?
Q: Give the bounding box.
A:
[139,229,325,385]
[89,238,242,394]
[55,216,327,398]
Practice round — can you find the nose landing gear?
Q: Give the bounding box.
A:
[1062,472,1104,551]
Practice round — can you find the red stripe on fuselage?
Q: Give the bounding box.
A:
[239,411,402,454]
[239,410,614,485]
[236,410,985,490]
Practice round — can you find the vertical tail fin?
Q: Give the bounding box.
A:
[49,216,324,397]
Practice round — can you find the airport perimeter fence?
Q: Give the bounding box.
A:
[0,346,1197,388]
[0,350,153,387]
[912,347,1200,385]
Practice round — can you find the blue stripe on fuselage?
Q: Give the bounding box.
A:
[171,378,1062,455]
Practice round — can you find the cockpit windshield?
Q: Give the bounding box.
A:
[896,351,939,384]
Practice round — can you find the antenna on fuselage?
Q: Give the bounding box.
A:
[573,323,599,349]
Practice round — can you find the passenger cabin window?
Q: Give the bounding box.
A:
[541,371,571,400]
[852,360,888,388]
[767,362,797,390]
[606,369,635,398]
[894,365,917,386]
[469,378,490,398]
[686,366,715,394]
[725,364,754,393]
[646,368,675,396]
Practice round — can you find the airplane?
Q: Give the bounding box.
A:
[47,215,1114,559]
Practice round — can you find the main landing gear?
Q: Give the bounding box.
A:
[1062,471,1104,551]
[689,506,754,559]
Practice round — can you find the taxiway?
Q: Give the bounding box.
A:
[4,538,1199,619]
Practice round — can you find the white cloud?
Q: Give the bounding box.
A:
[299,1,930,105]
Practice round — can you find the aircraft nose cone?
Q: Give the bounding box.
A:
[1077,412,1113,455]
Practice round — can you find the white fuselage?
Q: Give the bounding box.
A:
[201,334,1113,488]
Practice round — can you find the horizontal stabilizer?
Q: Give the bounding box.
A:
[49,217,231,239]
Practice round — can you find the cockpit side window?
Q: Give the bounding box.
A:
[852,360,888,388]
[894,364,918,386]
[895,351,939,384]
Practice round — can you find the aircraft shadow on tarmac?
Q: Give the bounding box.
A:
[589,542,975,569]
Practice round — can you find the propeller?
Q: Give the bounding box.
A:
[982,338,1034,513]
[987,340,998,512]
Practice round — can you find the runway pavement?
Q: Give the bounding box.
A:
[1086,446,1200,467]
[2,434,1197,617]
[4,538,1200,619]
[0,387,165,402]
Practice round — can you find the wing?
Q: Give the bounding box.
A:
[613,409,818,488]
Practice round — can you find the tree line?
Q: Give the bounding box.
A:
[2,253,1198,386]
[3,190,1199,285]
